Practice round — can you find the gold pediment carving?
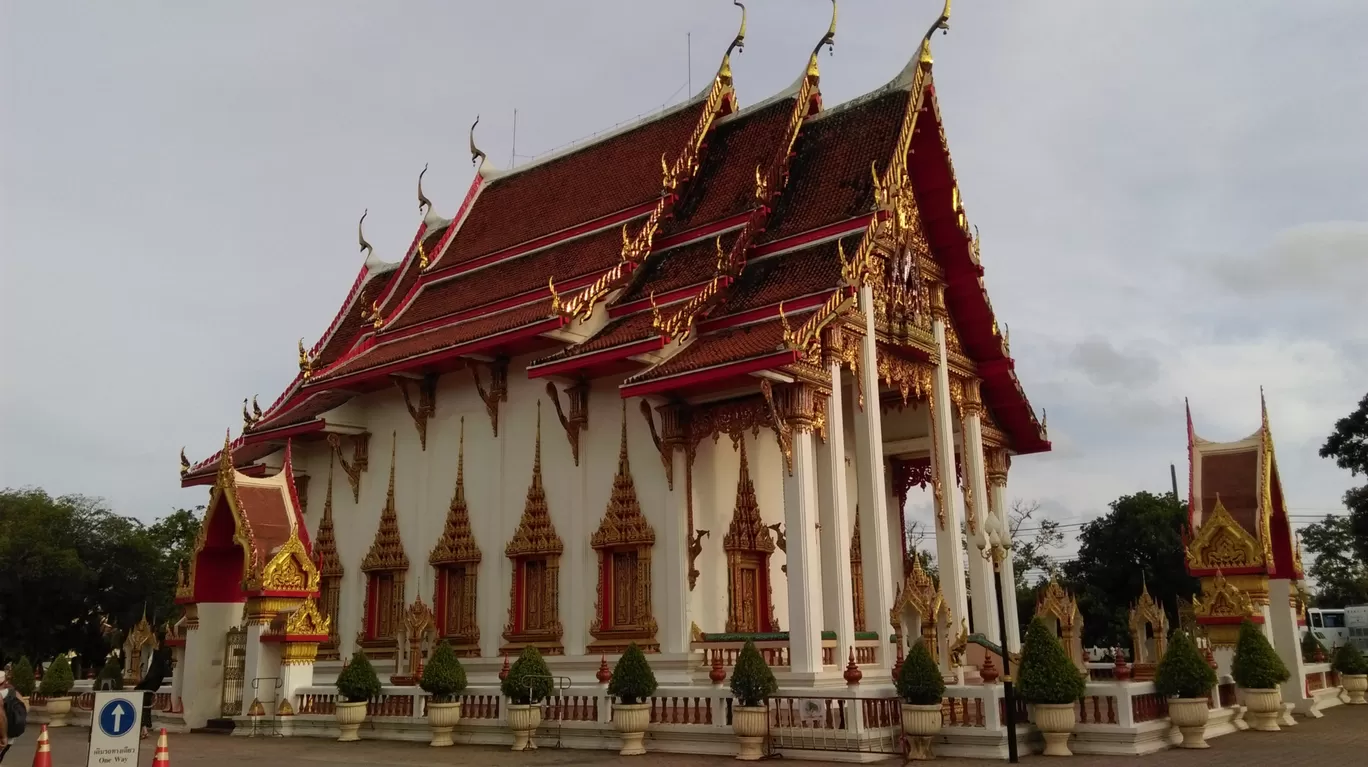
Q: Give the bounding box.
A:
[258,534,320,593]
[1035,579,1080,630]
[283,597,332,636]
[1186,495,1263,570]
[1193,570,1257,620]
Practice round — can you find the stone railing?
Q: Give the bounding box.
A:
[690,632,882,670]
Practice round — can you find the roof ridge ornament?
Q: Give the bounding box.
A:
[417,164,433,213]
[469,115,488,168]
[919,0,952,65]
[720,1,747,80]
[806,0,838,79]
[358,209,373,258]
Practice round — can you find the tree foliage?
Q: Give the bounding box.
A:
[10,657,35,697]
[607,643,658,705]
[1017,617,1086,704]
[419,641,467,703]
[729,640,777,707]
[1331,642,1368,676]
[1154,631,1217,699]
[336,653,381,703]
[1319,392,1368,565]
[1062,491,1199,647]
[501,646,554,704]
[1010,500,1064,587]
[895,640,945,705]
[0,488,201,667]
[37,654,74,697]
[1230,620,1289,690]
[1299,514,1368,607]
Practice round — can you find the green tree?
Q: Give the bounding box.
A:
[1062,491,1200,647]
[1319,392,1368,564]
[1299,514,1368,608]
[1010,500,1064,588]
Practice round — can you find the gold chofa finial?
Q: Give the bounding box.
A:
[252,396,263,421]
[180,447,190,476]
[298,338,312,378]
[919,0,952,65]
[358,209,373,257]
[807,0,838,78]
[417,163,433,213]
[469,116,487,167]
[548,277,562,314]
[720,1,747,80]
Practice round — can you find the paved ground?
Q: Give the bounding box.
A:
[27,704,1368,766]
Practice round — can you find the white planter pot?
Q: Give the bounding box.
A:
[732,705,768,761]
[507,703,542,751]
[1031,703,1077,757]
[613,702,651,756]
[1343,674,1367,705]
[1240,688,1281,732]
[900,703,943,761]
[43,696,72,728]
[1167,697,1210,749]
[425,701,462,747]
[335,701,367,742]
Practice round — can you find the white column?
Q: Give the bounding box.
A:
[819,363,857,672]
[782,390,826,676]
[886,471,905,581]
[987,448,1021,652]
[659,409,693,656]
[564,435,589,657]
[1268,578,1318,716]
[853,286,897,664]
[930,315,970,639]
[962,383,1000,644]
[170,645,185,712]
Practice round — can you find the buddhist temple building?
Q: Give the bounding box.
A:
[172,1,1048,731]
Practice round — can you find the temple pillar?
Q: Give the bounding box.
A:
[659,404,693,656]
[169,645,185,712]
[853,285,897,663]
[987,448,1021,652]
[1268,578,1318,716]
[961,380,999,643]
[818,361,857,671]
[777,384,826,676]
[930,310,970,636]
[565,427,590,658]
[242,604,284,713]
[180,602,239,730]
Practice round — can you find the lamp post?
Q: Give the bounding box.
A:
[978,511,1019,763]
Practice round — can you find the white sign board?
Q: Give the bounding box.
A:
[87,691,143,766]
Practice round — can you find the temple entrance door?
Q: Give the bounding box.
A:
[737,564,760,633]
[219,626,247,717]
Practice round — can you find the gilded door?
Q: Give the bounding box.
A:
[524,559,545,631]
[445,566,467,636]
[738,565,759,633]
[612,551,638,628]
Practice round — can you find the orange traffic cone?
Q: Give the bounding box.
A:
[152,728,171,766]
[31,725,52,767]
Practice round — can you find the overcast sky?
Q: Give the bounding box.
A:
[3,1,1365,561]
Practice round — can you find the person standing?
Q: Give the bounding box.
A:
[0,669,23,764]
[134,653,168,740]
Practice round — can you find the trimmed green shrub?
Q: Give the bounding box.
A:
[729,640,778,707]
[1230,620,1289,689]
[501,646,554,705]
[38,655,74,697]
[1017,617,1086,705]
[1301,630,1329,663]
[95,657,124,690]
[1331,643,1368,676]
[895,640,945,705]
[1154,631,1217,699]
[419,641,468,703]
[10,657,35,698]
[336,653,382,703]
[608,643,658,705]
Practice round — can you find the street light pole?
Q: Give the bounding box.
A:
[991,554,1020,763]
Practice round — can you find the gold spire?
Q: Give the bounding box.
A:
[505,402,563,558]
[806,0,838,79]
[315,454,343,577]
[723,439,774,554]
[358,209,373,257]
[469,115,487,167]
[430,417,482,566]
[919,0,952,65]
[417,163,433,213]
[361,432,409,571]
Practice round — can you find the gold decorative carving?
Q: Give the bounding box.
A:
[876,352,932,408]
[767,522,787,575]
[723,439,778,633]
[430,418,483,567]
[1128,580,1170,665]
[327,432,370,503]
[688,395,770,451]
[393,373,437,450]
[430,419,481,652]
[255,534,320,594]
[502,403,564,654]
[282,597,332,637]
[357,436,407,657]
[759,379,794,475]
[850,516,866,633]
[297,338,314,380]
[688,527,709,592]
[985,447,1009,489]
[394,595,437,683]
[471,358,509,437]
[588,404,658,652]
[639,399,674,490]
[545,379,590,466]
[361,434,410,572]
[1186,495,1264,571]
[927,388,947,529]
[1035,580,1084,669]
[889,556,949,663]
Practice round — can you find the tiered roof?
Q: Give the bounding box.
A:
[183,1,1049,484]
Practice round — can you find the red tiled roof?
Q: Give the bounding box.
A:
[712,236,854,317]
[374,224,450,315]
[759,90,909,244]
[534,311,660,366]
[660,98,795,235]
[629,318,786,383]
[434,103,705,270]
[313,277,387,369]
[249,391,352,435]
[316,299,555,382]
[236,485,295,560]
[616,231,741,305]
[387,223,630,332]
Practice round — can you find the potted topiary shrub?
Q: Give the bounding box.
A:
[1230,620,1289,731]
[1017,617,1086,756]
[607,643,658,756]
[37,655,75,727]
[11,657,35,704]
[1300,630,1328,663]
[501,646,553,751]
[729,639,777,761]
[1154,631,1218,748]
[895,640,945,761]
[334,653,381,742]
[420,641,467,747]
[1331,643,1368,705]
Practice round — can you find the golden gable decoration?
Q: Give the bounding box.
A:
[1186,495,1264,572]
[723,438,779,633]
[502,403,564,654]
[362,433,410,573]
[430,417,481,654]
[257,533,320,593]
[589,403,658,652]
[1193,569,1259,648]
[890,555,949,663]
[505,406,565,559]
[282,597,332,637]
[430,417,484,567]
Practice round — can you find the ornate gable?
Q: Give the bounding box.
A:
[1036,579,1080,630]
[591,405,655,549]
[1186,495,1264,572]
[314,456,343,577]
[722,439,774,554]
[506,404,564,558]
[361,433,410,572]
[430,417,483,566]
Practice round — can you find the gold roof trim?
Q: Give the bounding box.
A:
[430,417,483,566]
[361,433,410,572]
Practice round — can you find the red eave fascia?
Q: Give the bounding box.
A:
[699,291,830,335]
[243,419,326,445]
[620,349,800,399]
[527,335,668,380]
[749,213,874,260]
[318,315,568,391]
[382,269,608,343]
